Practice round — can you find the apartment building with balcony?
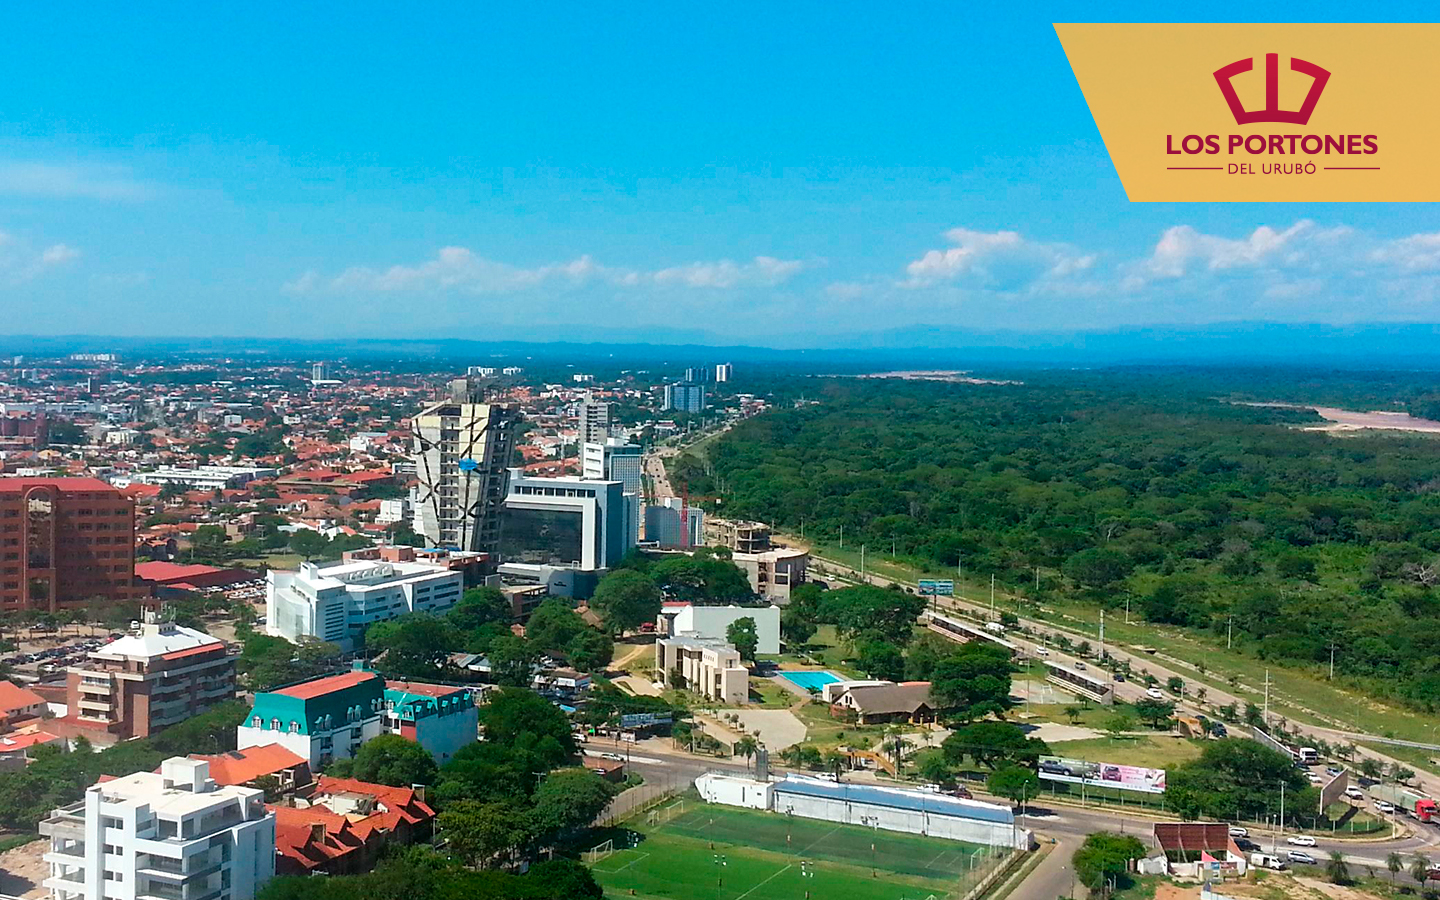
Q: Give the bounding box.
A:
[40,757,276,900]
[61,618,236,745]
[656,635,748,705]
[0,477,139,614]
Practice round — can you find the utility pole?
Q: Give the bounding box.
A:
[1099,609,1106,661]
[1279,779,1286,843]
[1329,641,1336,680]
[860,545,866,580]
[1034,566,1040,592]
[1125,594,1130,624]
[839,525,844,550]
[990,574,995,617]
[1227,616,1233,650]
[1263,669,1271,726]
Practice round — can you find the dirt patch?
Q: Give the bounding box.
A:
[0,837,48,898]
[1152,881,1202,900]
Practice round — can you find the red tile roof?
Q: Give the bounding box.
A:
[190,744,307,785]
[273,670,379,699]
[272,805,367,872]
[384,680,465,699]
[0,680,46,713]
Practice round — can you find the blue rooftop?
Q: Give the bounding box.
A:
[773,777,1014,825]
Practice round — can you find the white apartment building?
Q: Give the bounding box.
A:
[265,558,463,651]
[124,466,278,491]
[660,603,781,655]
[657,636,748,705]
[41,757,276,900]
[376,497,411,525]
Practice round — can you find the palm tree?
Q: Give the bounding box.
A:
[735,735,759,772]
[1410,854,1431,890]
[884,725,913,773]
[1325,851,1349,885]
[1063,706,1083,725]
[1386,851,1403,884]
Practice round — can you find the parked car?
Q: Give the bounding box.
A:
[1344,786,1365,800]
[1073,661,1086,670]
[1113,673,1126,682]
[1326,766,1343,777]
[1286,850,1317,865]
[1034,648,1050,657]
[1145,687,1165,700]
[1228,826,1249,837]
[1285,835,1317,847]
[1307,772,1325,784]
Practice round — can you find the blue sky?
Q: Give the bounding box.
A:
[3,2,1440,345]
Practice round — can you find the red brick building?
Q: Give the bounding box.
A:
[56,618,236,744]
[0,477,139,612]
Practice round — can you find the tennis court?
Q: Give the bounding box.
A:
[590,796,1011,900]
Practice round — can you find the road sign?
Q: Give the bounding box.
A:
[918,579,954,596]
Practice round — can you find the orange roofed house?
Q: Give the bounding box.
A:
[272,776,435,876]
[0,477,140,613]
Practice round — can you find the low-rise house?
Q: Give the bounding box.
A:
[271,776,435,876]
[830,682,935,725]
[189,743,314,796]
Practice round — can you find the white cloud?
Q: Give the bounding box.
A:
[0,162,152,200]
[286,248,810,294]
[903,228,1095,290]
[0,232,80,285]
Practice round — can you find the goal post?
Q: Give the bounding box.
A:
[583,839,614,863]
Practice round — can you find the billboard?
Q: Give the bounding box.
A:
[919,579,954,596]
[1319,769,1350,812]
[1038,755,1166,794]
[620,712,672,728]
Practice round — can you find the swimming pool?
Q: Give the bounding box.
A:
[777,670,843,691]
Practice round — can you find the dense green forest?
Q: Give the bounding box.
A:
[672,369,1440,709]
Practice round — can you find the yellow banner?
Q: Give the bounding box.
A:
[1054,23,1440,201]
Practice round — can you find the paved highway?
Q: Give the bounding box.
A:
[810,553,1440,804]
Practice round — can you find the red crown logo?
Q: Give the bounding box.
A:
[1213,52,1331,125]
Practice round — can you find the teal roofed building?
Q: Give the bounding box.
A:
[383,681,478,764]
[236,664,479,768]
[237,666,386,768]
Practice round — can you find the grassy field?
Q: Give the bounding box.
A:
[231,552,305,570]
[1047,734,1205,770]
[592,797,1008,900]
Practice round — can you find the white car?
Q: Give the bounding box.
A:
[1285,835,1317,847]
[1145,687,1165,700]
[1035,648,1051,657]
[1228,826,1248,838]
[1307,773,1325,784]
[1286,850,1317,865]
[1344,786,1365,800]
[1375,800,1396,814]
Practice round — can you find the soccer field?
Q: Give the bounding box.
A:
[591,799,1010,900]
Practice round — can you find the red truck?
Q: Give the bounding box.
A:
[1370,784,1439,822]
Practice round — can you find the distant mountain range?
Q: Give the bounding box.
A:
[3,322,1440,368]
